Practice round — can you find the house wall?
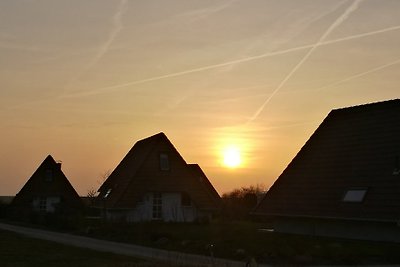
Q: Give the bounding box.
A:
[12,157,83,220]
[32,196,61,213]
[274,217,400,243]
[106,192,197,222]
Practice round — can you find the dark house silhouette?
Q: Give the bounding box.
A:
[97,132,221,222]
[254,99,400,242]
[11,155,83,220]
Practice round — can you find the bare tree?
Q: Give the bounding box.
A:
[85,170,112,206]
[221,184,267,220]
[97,169,112,185]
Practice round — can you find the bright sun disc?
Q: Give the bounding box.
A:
[223,146,241,168]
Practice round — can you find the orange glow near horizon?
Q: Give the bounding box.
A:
[0,1,399,196]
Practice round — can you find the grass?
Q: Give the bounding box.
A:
[3,218,400,265]
[81,220,400,265]
[0,229,148,267]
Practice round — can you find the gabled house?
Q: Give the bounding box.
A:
[11,155,83,220]
[254,99,400,242]
[97,132,221,222]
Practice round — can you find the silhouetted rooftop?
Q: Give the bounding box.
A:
[254,99,400,222]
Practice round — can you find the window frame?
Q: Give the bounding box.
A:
[152,192,162,220]
[159,153,170,171]
[342,188,368,203]
[39,196,47,212]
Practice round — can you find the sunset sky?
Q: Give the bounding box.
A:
[1,0,399,196]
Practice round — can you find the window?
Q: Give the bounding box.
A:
[45,169,53,182]
[39,197,47,212]
[343,189,367,202]
[46,197,61,213]
[104,188,112,198]
[152,192,162,219]
[181,192,191,206]
[159,153,170,171]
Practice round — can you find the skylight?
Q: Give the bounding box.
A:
[342,189,367,202]
[104,188,112,198]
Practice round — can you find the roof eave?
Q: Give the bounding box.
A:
[251,212,400,224]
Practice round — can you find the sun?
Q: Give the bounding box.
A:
[223,146,241,168]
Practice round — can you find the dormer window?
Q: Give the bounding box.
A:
[159,153,170,171]
[342,188,367,202]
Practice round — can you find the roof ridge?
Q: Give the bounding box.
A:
[332,98,399,112]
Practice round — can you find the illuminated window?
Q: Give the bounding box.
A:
[159,153,170,171]
[343,189,367,202]
[152,192,162,219]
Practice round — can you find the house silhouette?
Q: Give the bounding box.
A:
[96,132,221,222]
[11,155,83,221]
[254,99,400,242]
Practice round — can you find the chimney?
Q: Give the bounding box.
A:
[56,161,62,170]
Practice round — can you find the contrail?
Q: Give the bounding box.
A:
[63,22,400,99]
[216,0,348,74]
[182,0,239,23]
[315,58,400,91]
[63,0,127,93]
[89,0,127,69]
[248,0,364,122]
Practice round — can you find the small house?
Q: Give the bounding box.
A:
[11,155,83,220]
[254,99,400,242]
[97,132,221,222]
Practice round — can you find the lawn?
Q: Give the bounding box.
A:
[3,219,400,265]
[82,220,400,265]
[0,229,148,267]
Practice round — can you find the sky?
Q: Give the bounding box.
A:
[1,0,399,196]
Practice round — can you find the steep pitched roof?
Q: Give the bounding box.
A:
[254,99,400,222]
[98,132,221,211]
[188,164,222,210]
[12,155,82,207]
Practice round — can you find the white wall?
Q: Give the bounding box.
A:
[117,192,197,222]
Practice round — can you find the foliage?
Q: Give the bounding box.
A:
[86,188,98,198]
[221,184,266,220]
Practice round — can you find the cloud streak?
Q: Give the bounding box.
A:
[62,0,127,92]
[89,0,127,69]
[315,58,400,91]
[248,0,364,122]
[63,22,400,99]
[179,0,239,23]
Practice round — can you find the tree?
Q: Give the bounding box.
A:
[97,169,112,185]
[221,184,267,220]
[85,170,112,206]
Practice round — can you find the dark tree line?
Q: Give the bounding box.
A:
[221,184,267,220]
